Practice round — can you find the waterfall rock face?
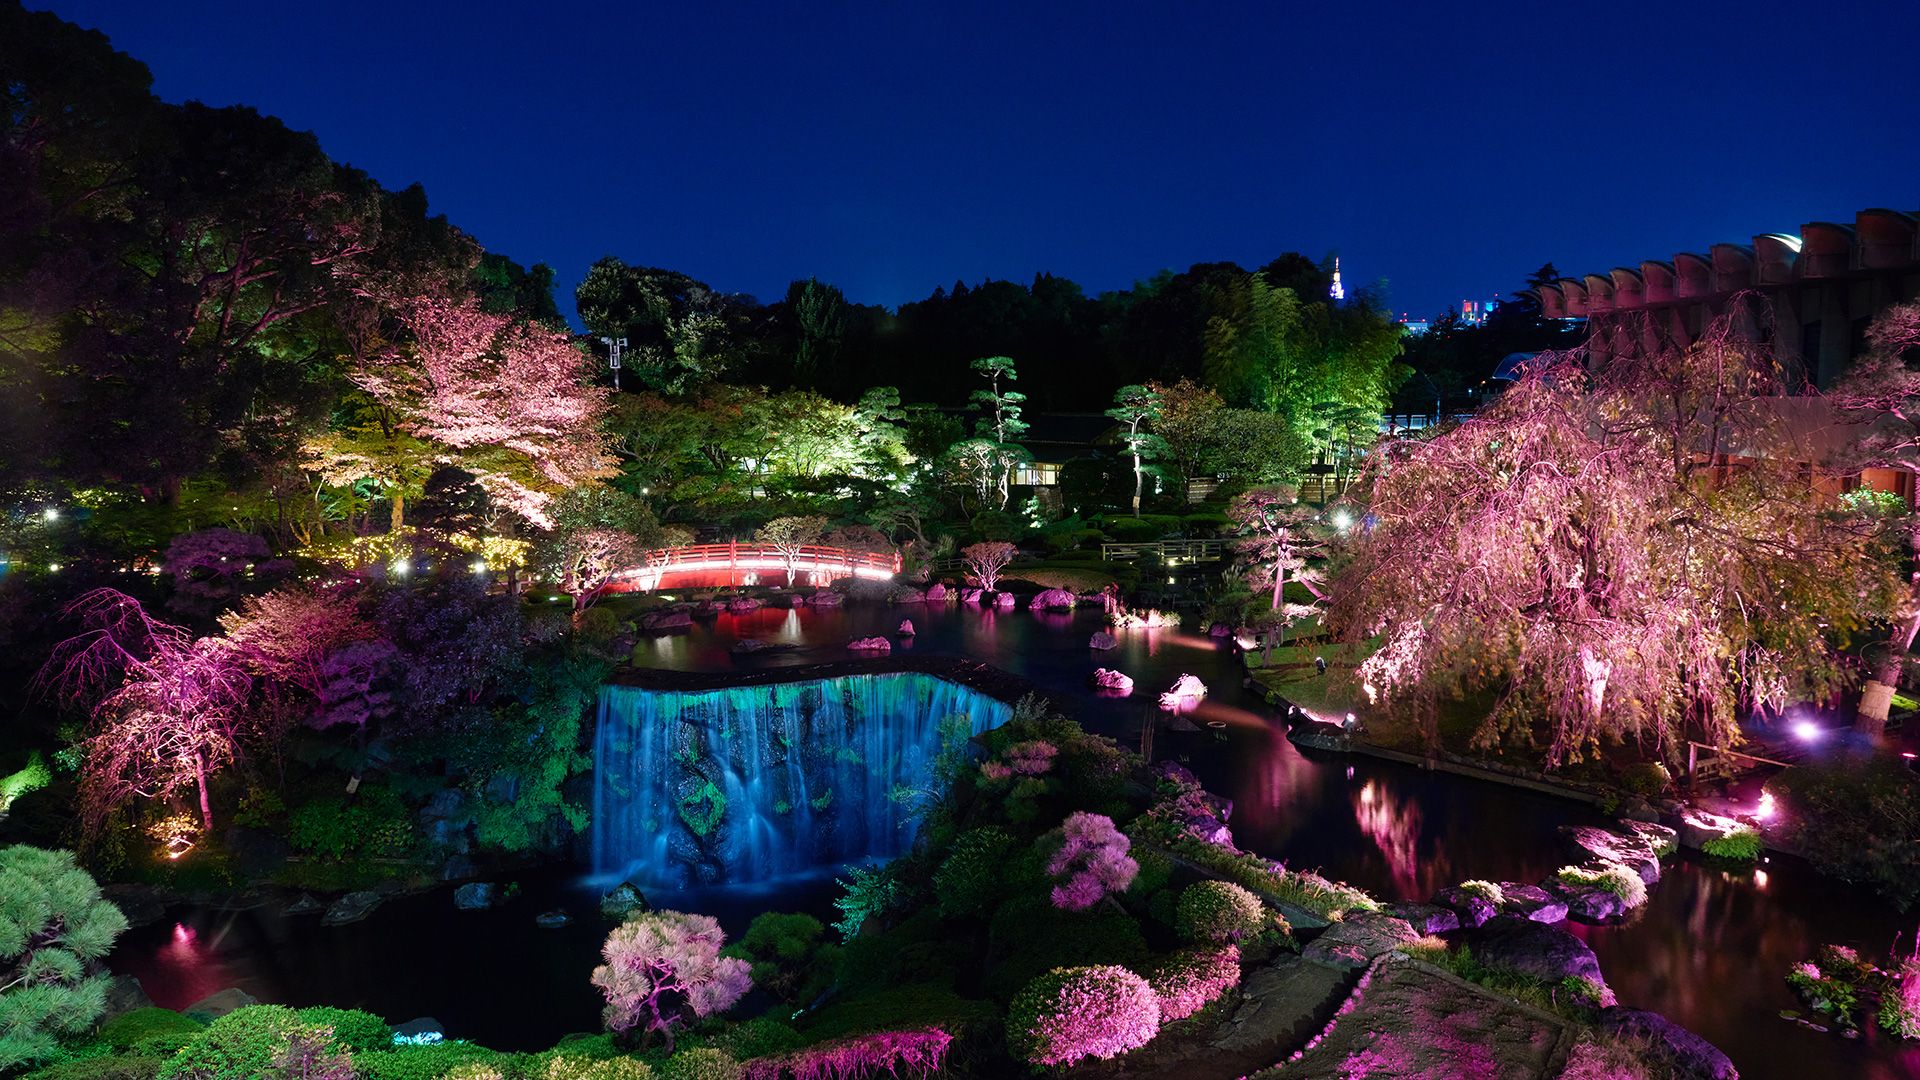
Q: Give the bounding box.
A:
[593,674,1012,889]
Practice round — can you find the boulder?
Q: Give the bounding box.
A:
[886,585,927,604]
[1089,630,1118,650]
[1208,621,1233,638]
[1432,887,1497,929]
[1150,761,1203,788]
[99,974,154,1023]
[1561,824,1663,884]
[1545,880,1628,923]
[1158,673,1209,712]
[284,892,325,916]
[452,883,498,911]
[897,619,916,636]
[806,590,845,607]
[693,599,726,617]
[925,582,948,602]
[185,987,261,1021]
[993,591,1017,608]
[726,597,761,613]
[1461,915,1609,993]
[1597,1007,1737,1080]
[1386,903,1461,936]
[1030,588,1077,611]
[847,636,891,653]
[1496,883,1569,924]
[638,610,693,632]
[731,638,772,654]
[534,909,571,929]
[601,882,650,921]
[1619,820,1678,855]
[1303,913,1418,971]
[390,1018,446,1044]
[100,884,169,928]
[959,587,983,604]
[1091,668,1134,695]
[768,591,801,608]
[322,890,384,926]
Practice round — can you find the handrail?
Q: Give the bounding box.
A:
[612,541,901,590]
[1100,539,1230,562]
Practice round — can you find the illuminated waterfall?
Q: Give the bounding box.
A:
[592,673,1012,888]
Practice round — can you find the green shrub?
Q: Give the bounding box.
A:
[969,511,1019,542]
[656,1048,739,1080]
[157,1005,325,1080]
[1128,848,1174,899]
[1556,865,1647,909]
[1103,518,1161,543]
[1006,966,1160,1067]
[797,983,998,1043]
[1769,760,1920,910]
[536,1055,652,1080]
[1700,825,1762,863]
[1617,762,1671,797]
[708,1018,802,1061]
[294,1006,390,1052]
[1457,880,1505,906]
[987,895,1150,1001]
[97,1009,203,1051]
[1174,881,1266,945]
[352,1043,512,1080]
[933,828,1016,918]
[287,784,413,861]
[719,913,838,1005]
[23,1058,165,1080]
[1181,512,1230,533]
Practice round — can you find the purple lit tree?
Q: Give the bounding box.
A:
[591,911,752,1054]
[961,541,1017,593]
[1329,318,1901,762]
[1045,811,1139,912]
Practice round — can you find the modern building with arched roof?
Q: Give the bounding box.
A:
[1535,208,1920,387]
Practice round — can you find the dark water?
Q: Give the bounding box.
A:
[109,602,1920,1077]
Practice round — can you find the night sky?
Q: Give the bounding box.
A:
[36,0,1920,323]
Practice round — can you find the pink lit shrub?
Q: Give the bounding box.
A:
[1008,965,1161,1067]
[737,1027,952,1080]
[1174,880,1266,944]
[591,911,752,1053]
[978,740,1057,782]
[1149,945,1241,1021]
[1880,958,1920,1039]
[1046,812,1139,912]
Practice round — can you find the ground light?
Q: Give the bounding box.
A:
[1791,719,1822,743]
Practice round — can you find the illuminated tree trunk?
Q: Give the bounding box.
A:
[194,749,214,833]
[1859,590,1920,738]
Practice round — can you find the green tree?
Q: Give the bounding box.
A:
[785,278,848,384]
[754,515,827,585]
[0,846,129,1071]
[1106,385,1167,516]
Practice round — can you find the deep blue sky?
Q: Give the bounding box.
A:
[38,1,1920,322]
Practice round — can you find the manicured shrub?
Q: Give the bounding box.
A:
[295,1006,390,1052]
[1457,880,1505,906]
[1618,762,1671,797]
[1700,824,1762,863]
[987,895,1151,1001]
[1128,848,1174,898]
[709,1018,803,1061]
[97,1009,204,1051]
[1007,966,1161,1067]
[734,1029,949,1080]
[157,1006,332,1080]
[720,913,838,1006]
[436,1065,506,1080]
[1044,812,1138,912]
[1174,881,1266,945]
[539,1055,653,1080]
[933,827,1016,918]
[591,911,751,1052]
[1102,517,1161,543]
[349,1042,509,1080]
[797,983,998,1044]
[1148,946,1241,1021]
[657,1047,739,1080]
[1556,864,1648,909]
[21,1058,165,1080]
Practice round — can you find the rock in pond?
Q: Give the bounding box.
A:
[806,591,844,607]
[1545,880,1628,923]
[847,636,891,652]
[99,974,154,1023]
[1030,587,1078,610]
[1562,824,1663,884]
[1461,915,1610,997]
[925,582,948,602]
[1598,1007,1738,1080]
[321,890,384,926]
[1302,913,1418,971]
[185,987,261,1021]
[601,881,650,921]
[284,892,326,916]
[1089,630,1118,650]
[959,587,983,604]
[1432,886,1498,928]
[1497,882,1569,924]
[637,610,693,632]
[731,638,772,654]
[535,909,572,929]
[897,619,916,636]
[726,597,761,613]
[1209,621,1233,638]
[452,882,498,911]
[1387,902,1461,936]
[1159,673,1209,712]
[1091,668,1134,695]
[886,585,926,604]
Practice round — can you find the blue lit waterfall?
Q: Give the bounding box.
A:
[591,673,1012,887]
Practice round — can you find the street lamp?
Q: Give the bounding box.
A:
[600,336,627,389]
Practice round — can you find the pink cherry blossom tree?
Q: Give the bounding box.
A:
[591,910,752,1054]
[961,541,1017,592]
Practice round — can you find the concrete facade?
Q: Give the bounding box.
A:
[1534,208,1920,388]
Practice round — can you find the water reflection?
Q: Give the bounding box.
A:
[1352,780,1431,898]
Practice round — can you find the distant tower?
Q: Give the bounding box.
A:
[1329,257,1346,302]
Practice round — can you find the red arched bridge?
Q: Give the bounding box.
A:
[607,542,900,592]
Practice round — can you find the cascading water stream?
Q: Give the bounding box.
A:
[591,672,1012,888]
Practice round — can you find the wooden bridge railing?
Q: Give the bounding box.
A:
[611,541,900,591]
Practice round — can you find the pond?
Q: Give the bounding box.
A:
[109,601,1920,1078]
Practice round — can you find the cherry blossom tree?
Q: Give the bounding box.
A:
[38,590,252,834]
[218,586,375,700]
[962,541,1017,592]
[591,910,752,1053]
[1329,321,1900,763]
[1830,301,1920,736]
[755,516,826,585]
